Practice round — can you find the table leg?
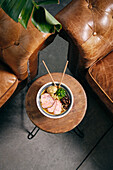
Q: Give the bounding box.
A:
[27,126,40,140]
[72,126,84,138]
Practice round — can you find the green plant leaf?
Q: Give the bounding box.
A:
[18,0,33,29]
[32,6,62,33]
[0,0,5,6]
[1,0,26,22]
[33,0,60,5]
[0,0,62,33]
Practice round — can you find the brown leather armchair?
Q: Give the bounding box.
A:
[55,0,113,115]
[0,8,53,108]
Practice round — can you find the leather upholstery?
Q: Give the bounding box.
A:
[0,8,54,107]
[56,0,113,69]
[55,0,113,115]
[0,8,51,80]
[0,61,18,107]
[86,51,113,113]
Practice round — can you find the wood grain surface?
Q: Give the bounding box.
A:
[25,73,87,133]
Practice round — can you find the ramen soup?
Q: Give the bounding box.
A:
[40,85,71,115]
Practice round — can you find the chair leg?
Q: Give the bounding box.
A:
[67,41,80,77]
[27,52,40,90]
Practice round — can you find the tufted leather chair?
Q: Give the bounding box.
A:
[0,8,53,108]
[55,0,113,115]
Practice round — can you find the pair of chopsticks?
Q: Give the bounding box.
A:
[42,60,69,88]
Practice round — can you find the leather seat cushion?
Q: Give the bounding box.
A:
[0,8,51,80]
[86,51,113,114]
[56,0,113,69]
[0,61,18,107]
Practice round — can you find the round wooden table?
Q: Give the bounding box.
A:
[25,73,87,134]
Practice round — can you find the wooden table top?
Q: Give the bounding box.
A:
[25,73,87,134]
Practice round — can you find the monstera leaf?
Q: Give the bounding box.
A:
[0,0,62,33]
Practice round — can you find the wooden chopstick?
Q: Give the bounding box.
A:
[42,60,56,86]
[59,60,69,88]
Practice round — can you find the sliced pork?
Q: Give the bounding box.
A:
[54,100,62,115]
[48,100,57,113]
[41,93,55,108]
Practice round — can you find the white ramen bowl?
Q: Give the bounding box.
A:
[36,82,73,119]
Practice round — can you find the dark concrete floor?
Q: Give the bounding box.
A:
[0,1,113,170]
